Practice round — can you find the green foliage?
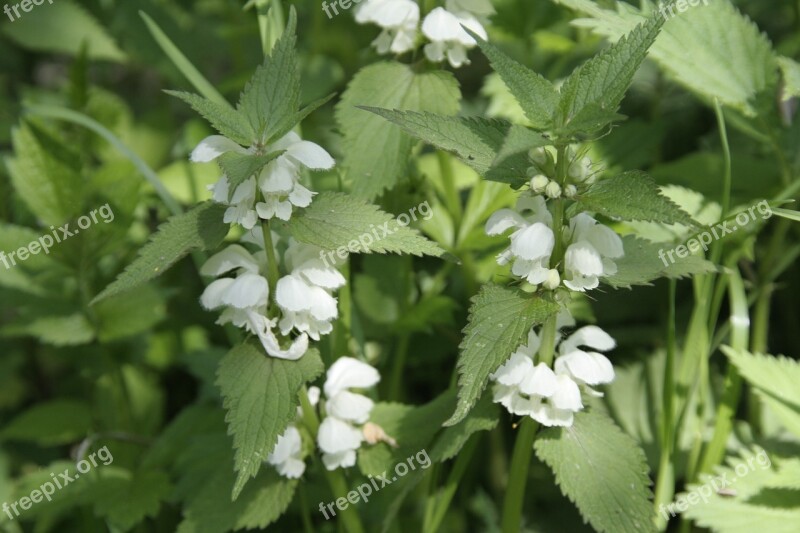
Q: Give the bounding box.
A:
[446,285,560,426]
[606,235,716,288]
[337,62,461,199]
[166,91,254,146]
[534,409,657,533]
[216,343,323,500]
[1,400,92,446]
[89,470,173,531]
[287,192,446,257]
[217,150,284,198]
[92,202,228,303]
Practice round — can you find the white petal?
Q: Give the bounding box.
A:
[190,135,247,162]
[201,245,260,276]
[221,273,269,309]
[509,223,555,261]
[447,45,469,68]
[259,326,309,360]
[276,274,315,312]
[317,417,363,454]
[267,425,302,465]
[308,386,321,406]
[564,241,604,276]
[519,363,558,397]
[516,195,552,225]
[285,141,335,170]
[555,351,615,386]
[422,8,463,42]
[453,13,486,44]
[424,41,446,62]
[260,160,297,192]
[324,357,380,398]
[549,375,583,411]
[277,457,306,478]
[391,26,418,53]
[563,273,599,292]
[307,287,339,321]
[531,405,574,427]
[322,449,357,470]
[200,278,235,310]
[289,184,316,208]
[327,391,374,424]
[560,325,616,354]
[587,224,624,259]
[485,208,527,235]
[490,352,533,386]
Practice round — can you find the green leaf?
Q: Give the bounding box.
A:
[1,0,125,61]
[337,62,460,199]
[778,57,800,101]
[216,343,323,500]
[467,30,559,129]
[723,347,800,437]
[556,15,663,133]
[2,400,92,446]
[217,150,284,199]
[574,171,699,226]
[430,394,498,462]
[534,409,657,533]
[166,91,253,146]
[89,470,172,531]
[606,235,716,288]
[1,312,95,346]
[288,192,446,258]
[360,109,540,187]
[771,206,800,223]
[445,285,560,426]
[93,285,167,342]
[554,0,776,116]
[92,202,228,304]
[237,9,299,142]
[7,122,83,226]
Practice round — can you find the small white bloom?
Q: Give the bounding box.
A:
[554,325,616,394]
[530,174,549,193]
[356,0,420,54]
[562,213,624,292]
[568,155,594,183]
[545,181,561,199]
[422,7,487,68]
[318,357,381,470]
[543,269,561,290]
[267,425,306,479]
[486,196,555,285]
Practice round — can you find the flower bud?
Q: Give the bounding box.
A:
[564,184,577,198]
[529,147,549,166]
[530,174,549,193]
[526,166,539,178]
[543,269,561,290]
[545,181,561,199]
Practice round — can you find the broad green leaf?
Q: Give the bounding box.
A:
[778,57,800,101]
[606,235,716,288]
[217,150,284,199]
[574,171,699,226]
[92,202,228,303]
[337,62,460,199]
[2,400,92,446]
[723,347,800,437]
[167,91,253,146]
[93,285,167,342]
[287,192,446,258]
[556,15,663,133]
[216,343,323,500]
[7,122,83,226]
[361,109,539,187]
[1,312,95,346]
[2,0,125,61]
[237,9,299,143]
[554,0,776,116]
[534,409,657,533]
[445,285,560,426]
[468,30,559,129]
[89,470,172,531]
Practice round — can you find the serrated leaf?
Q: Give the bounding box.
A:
[606,234,716,288]
[431,394,498,462]
[167,91,253,146]
[7,122,83,226]
[287,192,446,258]
[723,347,800,437]
[92,202,228,303]
[554,0,776,116]
[1,400,92,446]
[237,9,299,142]
[445,285,560,426]
[574,171,699,226]
[361,109,540,187]
[216,343,323,500]
[556,15,663,133]
[467,30,559,129]
[89,470,172,531]
[2,0,125,61]
[534,409,657,533]
[217,150,284,199]
[337,62,460,199]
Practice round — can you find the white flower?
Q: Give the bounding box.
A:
[317,357,381,470]
[191,132,333,225]
[199,245,309,360]
[486,196,555,285]
[276,240,346,341]
[421,7,487,68]
[489,316,616,427]
[267,425,306,479]
[355,0,420,54]
[562,213,624,292]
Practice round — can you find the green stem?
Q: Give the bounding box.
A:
[388,334,410,401]
[423,434,480,533]
[438,151,462,227]
[260,218,281,297]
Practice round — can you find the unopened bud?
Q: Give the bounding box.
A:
[564,184,577,198]
[529,147,548,166]
[543,269,561,290]
[545,181,561,199]
[363,422,398,448]
[530,174,549,193]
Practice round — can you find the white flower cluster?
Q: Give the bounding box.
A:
[267,357,391,478]
[192,132,334,226]
[354,0,493,68]
[486,147,623,427]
